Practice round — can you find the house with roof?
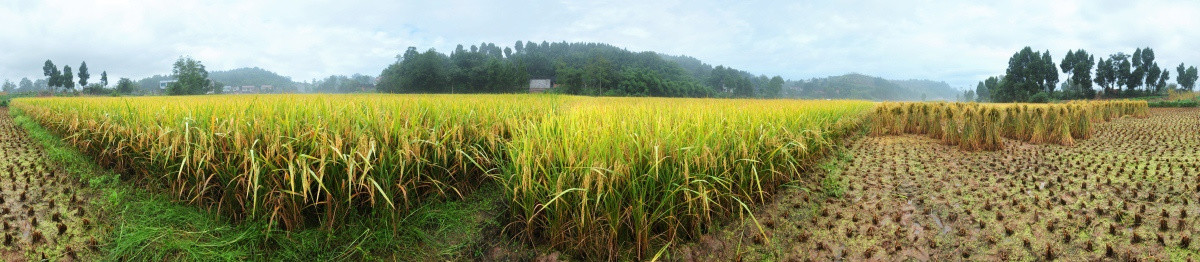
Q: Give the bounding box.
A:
[529,79,552,93]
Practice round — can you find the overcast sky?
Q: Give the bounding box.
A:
[2,0,1198,89]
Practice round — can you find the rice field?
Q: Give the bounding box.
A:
[504,98,871,258]
[10,94,873,259]
[12,94,1172,260]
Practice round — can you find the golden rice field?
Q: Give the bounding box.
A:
[10,94,875,259]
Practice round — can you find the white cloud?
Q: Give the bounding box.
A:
[1,0,1198,89]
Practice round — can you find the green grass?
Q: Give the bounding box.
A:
[0,92,38,107]
[1129,92,1200,107]
[8,107,521,261]
[1147,99,1199,107]
[818,150,852,198]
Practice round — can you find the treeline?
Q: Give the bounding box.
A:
[2,78,46,94]
[969,47,1200,103]
[136,66,304,94]
[786,73,959,101]
[12,58,370,96]
[307,74,375,93]
[377,41,783,98]
[209,67,297,91]
[32,60,128,95]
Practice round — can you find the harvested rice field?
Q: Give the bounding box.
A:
[0,108,101,261]
[679,107,1200,261]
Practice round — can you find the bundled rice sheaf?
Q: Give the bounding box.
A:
[868,100,1147,151]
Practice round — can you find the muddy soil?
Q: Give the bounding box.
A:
[0,108,101,261]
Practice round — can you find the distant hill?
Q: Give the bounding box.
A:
[136,67,298,93]
[659,54,714,82]
[786,73,959,101]
[135,75,173,93]
[209,67,296,90]
[891,79,960,100]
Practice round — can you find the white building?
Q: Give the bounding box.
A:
[529,79,551,93]
[159,80,177,90]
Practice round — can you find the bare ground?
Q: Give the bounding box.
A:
[0,108,102,261]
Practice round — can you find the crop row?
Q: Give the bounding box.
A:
[11,95,873,258]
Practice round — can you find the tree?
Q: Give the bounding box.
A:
[732,75,753,98]
[1061,50,1075,75]
[62,65,75,92]
[1130,48,1144,92]
[1125,47,1157,95]
[705,66,747,97]
[1,80,14,93]
[167,57,211,95]
[1190,67,1200,91]
[211,80,225,94]
[1178,63,1190,91]
[613,68,664,96]
[1040,51,1058,93]
[1156,71,1169,93]
[999,47,1053,102]
[82,84,107,95]
[1145,63,1161,94]
[42,60,60,93]
[18,78,33,92]
[1061,49,1095,99]
[765,76,784,98]
[583,55,614,94]
[115,77,138,94]
[1112,53,1132,95]
[962,89,975,102]
[975,82,987,102]
[78,61,90,87]
[100,71,108,87]
[33,79,48,91]
[974,76,1001,102]
[448,45,489,93]
[377,47,451,93]
[1140,48,1156,91]
[1094,58,1110,95]
[1177,63,1199,91]
[479,58,526,93]
[377,64,404,93]
[1094,56,1121,97]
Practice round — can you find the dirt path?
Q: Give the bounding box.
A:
[677,108,1200,261]
[0,108,100,261]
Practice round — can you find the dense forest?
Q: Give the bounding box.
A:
[785,74,959,101]
[377,41,783,98]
